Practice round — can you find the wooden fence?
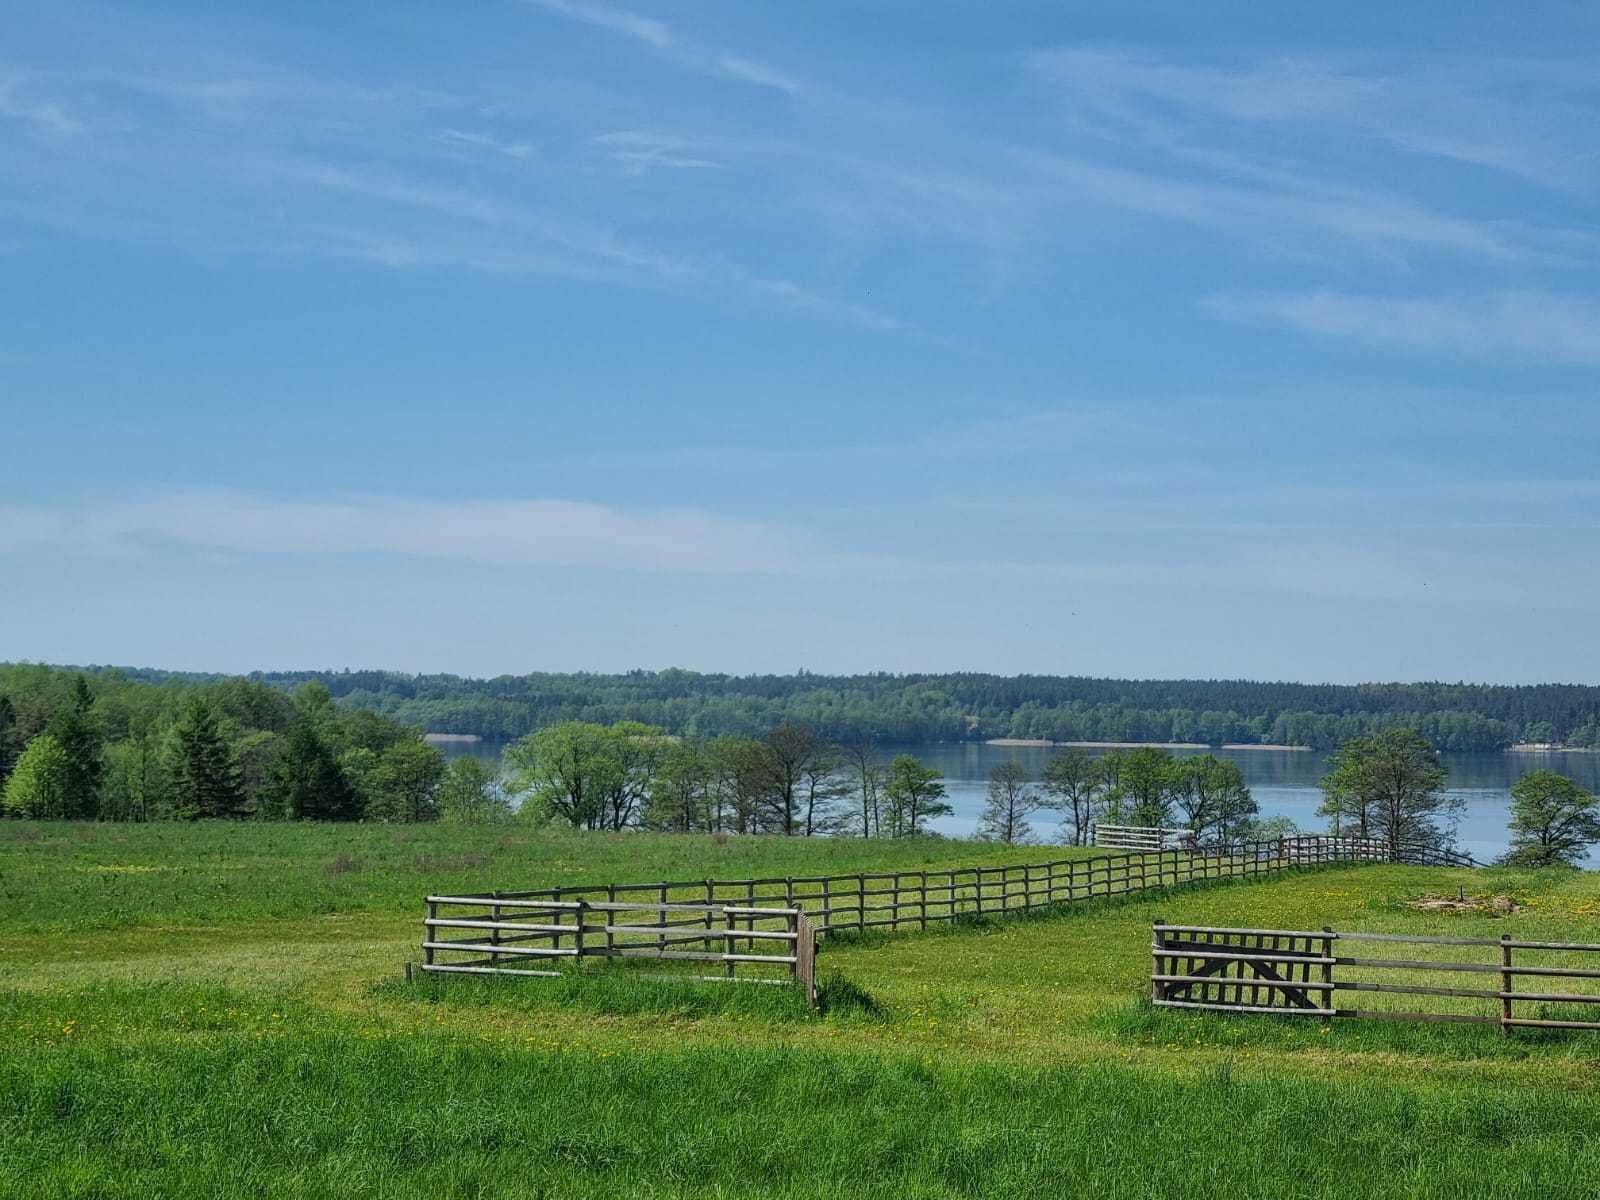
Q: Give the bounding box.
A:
[1151,921,1600,1031]
[1094,824,1195,852]
[419,835,1472,1001]
[423,896,817,1005]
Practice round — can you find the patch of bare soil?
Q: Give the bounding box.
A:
[1408,892,1525,915]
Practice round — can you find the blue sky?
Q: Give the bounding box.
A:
[3,1,1598,682]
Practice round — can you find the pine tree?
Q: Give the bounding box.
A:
[273,720,360,820]
[0,695,21,794]
[47,676,103,819]
[170,697,245,819]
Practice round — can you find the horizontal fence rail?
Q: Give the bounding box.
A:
[422,897,817,1005]
[419,835,1473,1000]
[1151,921,1600,1031]
[1094,825,1195,852]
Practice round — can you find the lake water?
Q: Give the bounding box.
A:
[431,738,1600,865]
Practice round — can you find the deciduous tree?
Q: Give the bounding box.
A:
[1042,748,1103,845]
[1504,770,1600,867]
[2,734,72,819]
[438,755,509,824]
[979,760,1039,844]
[883,754,949,837]
[1318,729,1457,858]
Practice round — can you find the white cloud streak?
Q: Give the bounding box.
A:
[1027,48,1596,192]
[0,493,858,576]
[1206,289,1600,365]
[525,0,673,50]
[716,55,801,96]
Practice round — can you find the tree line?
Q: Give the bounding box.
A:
[0,669,505,825]
[3,664,1598,867]
[35,663,1600,750]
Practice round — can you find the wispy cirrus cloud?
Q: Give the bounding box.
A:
[1205,289,1600,366]
[0,492,872,576]
[592,130,721,173]
[1026,48,1597,192]
[436,128,533,160]
[525,0,673,50]
[715,55,802,97]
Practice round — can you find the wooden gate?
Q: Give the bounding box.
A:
[1151,920,1335,1016]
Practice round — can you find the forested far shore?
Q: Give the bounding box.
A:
[11,662,1600,751]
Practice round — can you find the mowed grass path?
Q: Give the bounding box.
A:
[5,821,1600,1197]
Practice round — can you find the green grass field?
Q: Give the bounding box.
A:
[5,821,1600,1198]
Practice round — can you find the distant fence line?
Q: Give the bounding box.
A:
[1093,824,1195,852]
[420,835,1474,1001]
[1151,921,1600,1032]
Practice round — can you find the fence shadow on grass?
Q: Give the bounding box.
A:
[1104,995,1600,1063]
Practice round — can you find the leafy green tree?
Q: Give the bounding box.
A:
[438,756,509,824]
[843,736,884,838]
[366,740,445,822]
[100,735,171,821]
[1042,748,1103,845]
[648,739,711,832]
[1504,770,1600,867]
[47,676,103,819]
[506,721,623,829]
[273,720,360,820]
[883,754,949,837]
[168,697,246,819]
[979,760,1038,844]
[3,734,73,819]
[763,722,821,836]
[705,734,769,833]
[800,742,851,836]
[1101,747,1175,827]
[234,730,287,818]
[1318,728,1456,858]
[1170,755,1256,845]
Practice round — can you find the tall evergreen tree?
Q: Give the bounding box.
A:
[169,697,245,819]
[46,676,103,819]
[0,695,21,794]
[273,720,360,820]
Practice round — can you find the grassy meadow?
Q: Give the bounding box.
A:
[5,820,1600,1197]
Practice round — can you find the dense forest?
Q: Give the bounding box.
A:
[18,663,1600,751]
[0,664,500,825]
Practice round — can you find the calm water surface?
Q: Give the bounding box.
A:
[434,739,1600,865]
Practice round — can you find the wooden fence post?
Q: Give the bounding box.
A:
[490,893,502,972]
[424,898,436,969]
[657,883,668,951]
[574,899,587,961]
[821,875,832,934]
[605,884,616,954]
[892,873,902,932]
[725,908,737,979]
[1152,919,1166,1005]
[919,871,928,931]
[1501,933,1513,1035]
[1321,926,1335,1026]
[795,911,817,1008]
[857,873,866,932]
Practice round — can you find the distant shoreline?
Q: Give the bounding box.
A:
[1509,743,1595,753]
[985,738,1311,752]
[423,733,483,744]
